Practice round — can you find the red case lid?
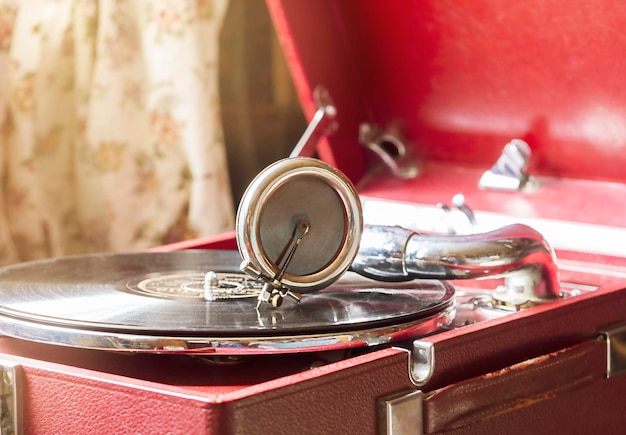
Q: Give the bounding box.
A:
[267,0,626,184]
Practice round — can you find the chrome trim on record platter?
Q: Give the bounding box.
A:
[0,304,455,355]
[0,250,454,355]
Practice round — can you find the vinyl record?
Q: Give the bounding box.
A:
[0,250,454,355]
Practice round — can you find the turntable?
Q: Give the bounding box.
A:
[1,161,625,435]
[0,153,560,358]
[4,1,626,434]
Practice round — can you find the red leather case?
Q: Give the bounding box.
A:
[4,1,626,434]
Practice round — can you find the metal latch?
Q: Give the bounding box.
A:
[0,360,21,435]
[410,341,435,386]
[378,344,429,434]
[601,323,626,378]
[380,390,424,435]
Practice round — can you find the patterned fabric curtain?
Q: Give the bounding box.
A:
[0,0,234,266]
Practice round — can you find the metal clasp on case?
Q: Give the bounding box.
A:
[410,341,435,386]
[379,389,424,435]
[479,139,539,191]
[601,323,626,378]
[0,360,22,435]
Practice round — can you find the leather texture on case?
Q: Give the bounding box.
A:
[22,365,218,434]
[423,338,607,433]
[3,345,413,434]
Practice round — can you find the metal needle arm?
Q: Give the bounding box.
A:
[256,220,310,308]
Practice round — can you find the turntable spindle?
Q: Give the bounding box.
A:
[204,271,220,301]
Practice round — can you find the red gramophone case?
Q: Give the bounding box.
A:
[3,1,626,434]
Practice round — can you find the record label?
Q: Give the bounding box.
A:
[131,272,262,300]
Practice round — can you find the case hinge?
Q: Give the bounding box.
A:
[0,360,22,435]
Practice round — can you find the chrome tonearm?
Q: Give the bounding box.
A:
[237,87,561,312]
[236,156,561,309]
[352,223,560,308]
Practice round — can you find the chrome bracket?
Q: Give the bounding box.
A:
[379,389,424,435]
[359,123,419,179]
[410,340,435,386]
[437,193,478,234]
[479,139,538,191]
[289,86,338,157]
[601,323,626,378]
[492,268,553,311]
[0,360,21,435]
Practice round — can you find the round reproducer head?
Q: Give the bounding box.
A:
[236,157,363,293]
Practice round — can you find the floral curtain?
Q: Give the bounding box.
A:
[0,0,234,266]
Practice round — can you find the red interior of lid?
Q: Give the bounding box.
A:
[268,0,626,184]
